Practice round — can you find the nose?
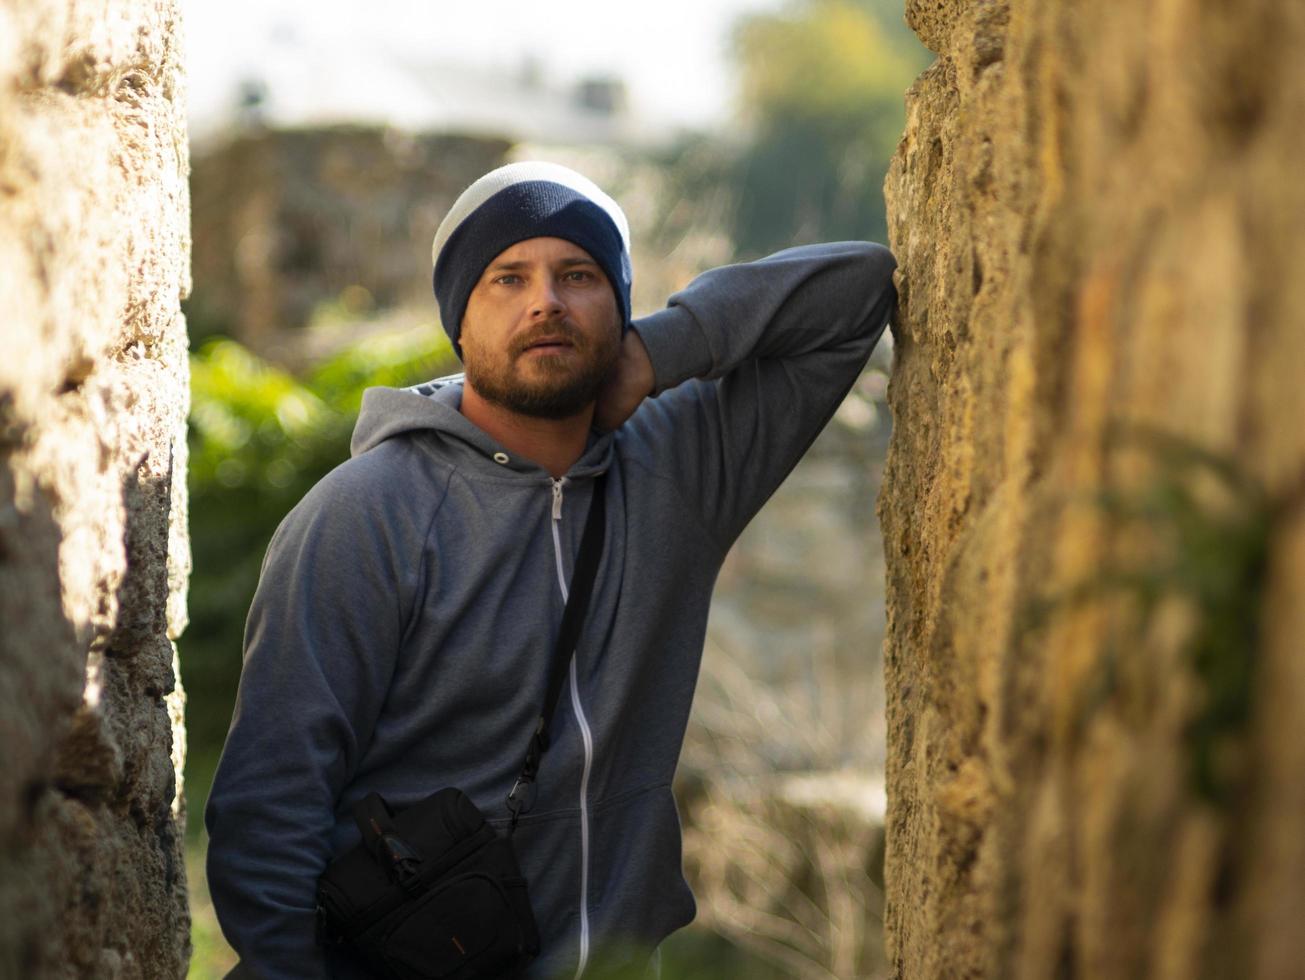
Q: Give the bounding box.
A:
[527,278,565,320]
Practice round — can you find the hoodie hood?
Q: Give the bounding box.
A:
[350,375,614,480]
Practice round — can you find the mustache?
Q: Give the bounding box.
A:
[510,318,586,356]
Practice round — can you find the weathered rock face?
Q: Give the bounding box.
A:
[0,1,191,977]
[881,2,1305,978]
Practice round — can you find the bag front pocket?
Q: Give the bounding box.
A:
[378,872,530,980]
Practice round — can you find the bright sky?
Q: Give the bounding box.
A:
[183,0,782,141]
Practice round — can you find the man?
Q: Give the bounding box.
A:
[206,161,897,979]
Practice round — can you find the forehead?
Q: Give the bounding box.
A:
[486,237,598,268]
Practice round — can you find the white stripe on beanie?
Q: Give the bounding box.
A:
[431,161,631,268]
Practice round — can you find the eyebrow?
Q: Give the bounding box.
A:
[486,256,599,273]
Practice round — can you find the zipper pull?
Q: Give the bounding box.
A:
[551,477,567,521]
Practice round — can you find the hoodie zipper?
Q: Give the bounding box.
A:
[549,477,594,979]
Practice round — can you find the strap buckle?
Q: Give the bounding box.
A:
[506,723,550,834]
[505,774,537,834]
[378,832,423,889]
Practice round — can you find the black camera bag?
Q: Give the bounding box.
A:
[316,788,538,979]
[314,476,607,980]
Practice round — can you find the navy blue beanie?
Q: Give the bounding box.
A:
[431,162,633,360]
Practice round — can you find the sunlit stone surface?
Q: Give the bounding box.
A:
[882,1,1305,977]
[0,1,192,975]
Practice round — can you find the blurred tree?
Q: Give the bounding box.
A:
[729,0,929,256]
[182,330,455,831]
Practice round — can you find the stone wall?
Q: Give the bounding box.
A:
[0,1,191,977]
[880,1,1305,978]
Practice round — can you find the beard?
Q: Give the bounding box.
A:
[463,317,621,420]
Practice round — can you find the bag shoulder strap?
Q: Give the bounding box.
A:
[505,473,607,830]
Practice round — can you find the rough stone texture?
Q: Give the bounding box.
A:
[0,0,191,977]
[881,1,1305,978]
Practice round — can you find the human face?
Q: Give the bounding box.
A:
[460,237,622,420]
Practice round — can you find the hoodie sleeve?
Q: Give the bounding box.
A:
[627,241,896,548]
[204,455,429,980]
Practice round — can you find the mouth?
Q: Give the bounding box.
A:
[520,335,576,356]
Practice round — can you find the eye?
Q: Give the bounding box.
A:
[562,269,595,283]
[492,273,522,285]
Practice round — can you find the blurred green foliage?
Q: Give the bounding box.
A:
[1090,423,1272,806]
[727,0,929,255]
[182,328,456,834]
[1017,422,1273,807]
[639,0,927,262]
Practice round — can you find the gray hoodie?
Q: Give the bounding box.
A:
[205,241,897,979]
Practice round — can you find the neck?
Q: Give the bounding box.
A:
[460,384,594,479]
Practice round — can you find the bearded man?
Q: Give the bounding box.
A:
[206,161,897,979]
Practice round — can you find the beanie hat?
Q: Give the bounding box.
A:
[431,161,633,360]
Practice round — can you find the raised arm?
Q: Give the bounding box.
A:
[616,241,896,548]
